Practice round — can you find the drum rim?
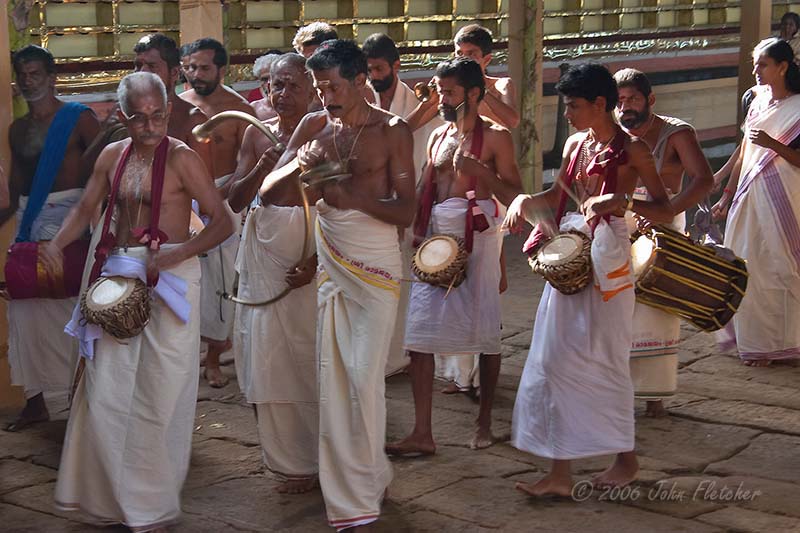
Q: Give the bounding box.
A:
[414,235,460,274]
[536,232,585,266]
[85,276,138,312]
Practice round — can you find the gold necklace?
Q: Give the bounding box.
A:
[333,106,372,167]
[124,149,152,241]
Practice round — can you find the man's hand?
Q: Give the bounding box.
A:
[39,241,63,279]
[321,180,360,211]
[582,193,624,221]
[152,247,185,277]
[711,192,732,221]
[285,254,317,289]
[256,145,282,172]
[502,194,532,234]
[748,129,776,150]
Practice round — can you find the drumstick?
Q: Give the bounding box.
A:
[554,174,581,206]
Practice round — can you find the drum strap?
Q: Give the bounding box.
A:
[413,117,486,253]
[90,137,170,286]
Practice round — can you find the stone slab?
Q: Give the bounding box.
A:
[706,433,800,483]
[194,400,260,446]
[0,459,57,495]
[685,355,800,389]
[671,399,800,435]
[0,502,88,532]
[184,438,263,490]
[696,506,800,532]
[678,371,800,410]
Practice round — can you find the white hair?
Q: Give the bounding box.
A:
[117,72,167,115]
[253,54,280,78]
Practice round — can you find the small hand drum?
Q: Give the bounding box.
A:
[412,234,468,289]
[80,276,151,339]
[529,230,593,295]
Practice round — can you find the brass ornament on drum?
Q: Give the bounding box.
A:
[529,230,593,295]
[80,276,151,339]
[631,225,748,331]
[412,234,468,289]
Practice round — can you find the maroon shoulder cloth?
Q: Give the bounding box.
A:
[522,129,628,255]
[413,117,487,253]
[89,137,170,286]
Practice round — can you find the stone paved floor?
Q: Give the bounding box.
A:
[2,235,799,532]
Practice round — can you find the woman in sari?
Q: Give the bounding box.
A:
[713,38,800,366]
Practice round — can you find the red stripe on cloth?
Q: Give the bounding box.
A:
[762,161,800,270]
[740,347,800,361]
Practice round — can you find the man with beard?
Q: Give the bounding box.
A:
[182,38,253,387]
[260,40,415,530]
[362,33,445,378]
[1,45,101,431]
[386,57,522,455]
[227,53,320,495]
[613,68,713,418]
[46,72,232,530]
[133,33,213,173]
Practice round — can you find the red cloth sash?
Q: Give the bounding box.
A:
[522,129,628,255]
[413,117,487,253]
[89,137,170,286]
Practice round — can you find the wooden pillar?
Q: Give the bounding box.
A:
[737,0,771,124]
[1,0,24,409]
[509,0,543,193]
[179,0,224,44]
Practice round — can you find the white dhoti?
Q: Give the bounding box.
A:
[233,204,318,478]
[55,247,201,531]
[404,198,503,355]
[7,189,82,411]
[199,185,239,341]
[512,216,636,459]
[385,231,412,377]
[315,201,401,530]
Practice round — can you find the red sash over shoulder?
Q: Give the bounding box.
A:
[413,117,487,253]
[522,129,628,255]
[89,137,170,286]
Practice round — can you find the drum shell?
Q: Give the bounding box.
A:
[529,230,593,295]
[412,234,468,289]
[80,277,151,339]
[5,240,89,299]
[635,227,748,331]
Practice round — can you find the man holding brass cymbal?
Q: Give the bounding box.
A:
[227,53,321,495]
[387,57,522,455]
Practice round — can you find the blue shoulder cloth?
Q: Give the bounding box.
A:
[16,102,90,242]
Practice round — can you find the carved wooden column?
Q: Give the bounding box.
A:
[509,0,543,193]
[179,0,224,44]
[737,0,771,124]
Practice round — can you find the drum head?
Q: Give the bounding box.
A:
[631,235,655,278]
[87,276,136,311]
[537,233,583,266]
[415,236,459,274]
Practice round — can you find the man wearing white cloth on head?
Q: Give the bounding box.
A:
[40,72,233,531]
[228,53,320,495]
[261,40,415,531]
[386,57,522,455]
[504,64,674,498]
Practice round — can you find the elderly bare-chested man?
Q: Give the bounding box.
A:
[614,68,713,419]
[133,33,212,172]
[227,53,321,495]
[43,72,232,531]
[262,40,415,531]
[386,57,523,455]
[1,45,101,432]
[182,37,255,387]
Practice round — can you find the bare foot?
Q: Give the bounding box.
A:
[4,394,49,432]
[515,473,573,498]
[385,435,436,457]
[469,426,496,450]
[203,367,230,388]
[592,453,639,488]
[645,400,668,418]
[743,359,772,367]
[441,382,462,394]
[275,476,318,494]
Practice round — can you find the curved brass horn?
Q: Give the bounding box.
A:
[194,111,311,306]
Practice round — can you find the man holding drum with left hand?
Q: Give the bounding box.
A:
[40,72,233,531]
[386,57,522,455]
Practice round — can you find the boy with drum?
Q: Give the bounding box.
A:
[386,57,522,455]
[41,72,233,530]
[503,64,674,497]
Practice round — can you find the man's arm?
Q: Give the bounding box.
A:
[186,107,215,176]
[156,146,234,271]
[666,129,714,215]
[480,77,520,130]
[405,88,440,132]
[627,140,674,224]
[76,109,103,181]
[259,113,326,198]
[228,124,280,213]
[456,127,522,206]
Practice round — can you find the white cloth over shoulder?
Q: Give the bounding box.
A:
[404,197,503,354]
[315,201,401,531]
[7,189,83,406]
[512,215,636,460]
[55,247,202,531]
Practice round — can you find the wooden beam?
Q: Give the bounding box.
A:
[737,0,771,124]
[509,0,543,193]
[179,0,224,45]
[0,0,24,409]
